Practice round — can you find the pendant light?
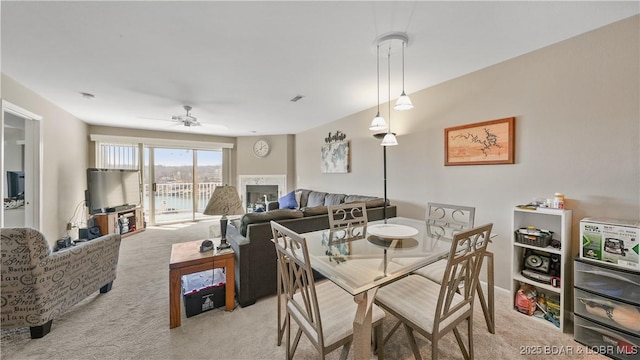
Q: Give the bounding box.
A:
[394,40,413,111]
[381,44,398,147]
[369,44,387,131]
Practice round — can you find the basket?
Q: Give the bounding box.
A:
[515,228,553,248]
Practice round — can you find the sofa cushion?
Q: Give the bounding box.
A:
[295,191,303,209]
[324,193,346,206]
[278,191,298,209]
[306,191,327,207]
[240,209,304,236]
[344,195,386,208]
[296,189,313,208]
[301,206,329,217]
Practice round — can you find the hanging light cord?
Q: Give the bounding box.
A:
[402,41,406,92]
[376,45,380,114]
[387,44,392,133]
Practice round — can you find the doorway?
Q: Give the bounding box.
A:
[1,100,42,229]
[144,147,222,225]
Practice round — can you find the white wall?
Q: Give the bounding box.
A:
[2,74,89,243]
[295,16,640,290]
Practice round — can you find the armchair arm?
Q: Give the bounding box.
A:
[39,234,122,313]
[267,201,280,211]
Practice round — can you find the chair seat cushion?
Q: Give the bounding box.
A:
[376,274,470,333]
[413,258,465,286]
[413,259,448,283]
[290,281,385,347]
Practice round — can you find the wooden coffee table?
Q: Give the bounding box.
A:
[169,239,235,329]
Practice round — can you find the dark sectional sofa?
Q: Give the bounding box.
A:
[226,188,397,307]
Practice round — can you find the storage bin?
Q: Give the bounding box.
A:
[182,268,226,318]
[574,315,639,360]
[574,288,640,333]
[574,259,640,306]
[515,227,553,248]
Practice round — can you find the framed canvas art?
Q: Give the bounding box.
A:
[445,117,515,166]
[321,141,350,173]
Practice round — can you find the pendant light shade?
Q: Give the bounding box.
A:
[380,132,398,146]
[394,91,413,111]
[369,113,387,131]
[382,41,397,147]
[370,44,387,131]
[394,40,413,111]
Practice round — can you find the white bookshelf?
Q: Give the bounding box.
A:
[511,207,572,332]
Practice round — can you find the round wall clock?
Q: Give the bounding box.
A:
[253,139,270,158]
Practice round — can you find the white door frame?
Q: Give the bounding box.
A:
[1,100,43,229]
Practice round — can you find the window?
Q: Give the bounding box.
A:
[96,143,139,169]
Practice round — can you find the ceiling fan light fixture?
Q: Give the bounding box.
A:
[172,105,201,127]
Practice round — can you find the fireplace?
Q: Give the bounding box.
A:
[239,175,287,213]
[246,185,278,213]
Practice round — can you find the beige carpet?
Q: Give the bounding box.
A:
[1,220,606,359]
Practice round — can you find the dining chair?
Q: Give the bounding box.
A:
[413,203,495,334]
[375,223,493,360]
[327,202,368,237]
[277,202,368,346]
[270,220,385,360]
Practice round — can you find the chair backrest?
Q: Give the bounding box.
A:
[434,223,492,329]
[425,203,475,241]
[327,202,367,241]
[270,220,325,349]
[1,228,51,272]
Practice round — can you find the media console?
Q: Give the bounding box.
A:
[95,207,144,238]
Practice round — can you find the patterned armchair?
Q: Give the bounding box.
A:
[1,228,121,338]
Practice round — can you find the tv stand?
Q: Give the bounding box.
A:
[95,207,144,238]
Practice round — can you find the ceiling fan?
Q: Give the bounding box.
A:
[171,105,200,127]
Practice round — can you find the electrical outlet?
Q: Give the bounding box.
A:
[66,222,72,231]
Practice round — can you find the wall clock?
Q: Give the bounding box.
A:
[253,139,270,158]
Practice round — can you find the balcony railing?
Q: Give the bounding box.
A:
[143,182,222,222]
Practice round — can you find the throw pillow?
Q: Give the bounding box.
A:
[278,191,298,209]
[294,190,303,209]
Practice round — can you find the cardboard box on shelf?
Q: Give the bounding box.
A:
[580,218,640,271]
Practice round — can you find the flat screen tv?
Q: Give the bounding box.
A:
[86,168,141,215]
[6,171,25,199]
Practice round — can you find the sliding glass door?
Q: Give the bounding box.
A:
[194,150,222,220]
[144,147,222,225]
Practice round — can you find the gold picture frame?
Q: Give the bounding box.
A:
[445,117,515,166]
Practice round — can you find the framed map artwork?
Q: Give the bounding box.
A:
[321,141,350,173]
[445,117,515,166]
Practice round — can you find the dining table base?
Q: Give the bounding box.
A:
[353,287,379,360]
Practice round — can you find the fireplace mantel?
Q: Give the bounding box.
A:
[238,175,287,212]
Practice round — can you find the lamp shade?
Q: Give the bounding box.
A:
[203,185,244,216]
[369,113,387,131]
[381,133,398,146]
[394,92,414,111]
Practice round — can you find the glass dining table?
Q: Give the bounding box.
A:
[300,216,453,360]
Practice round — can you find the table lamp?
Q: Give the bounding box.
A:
[203,185,244,250]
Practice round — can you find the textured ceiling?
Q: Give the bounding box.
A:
[2,1,638,136]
